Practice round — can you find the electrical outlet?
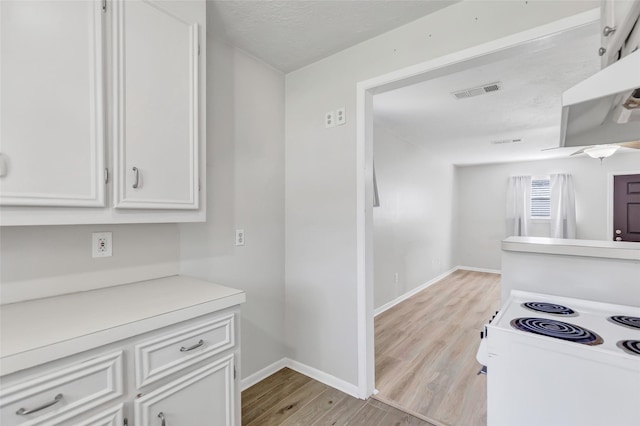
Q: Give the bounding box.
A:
[336,107,346,125]
[325,111,335,128]
[235,229,245,246]
[92,232,112,258]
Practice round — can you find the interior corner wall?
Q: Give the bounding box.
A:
[285,0,598,387]
[178,34,286,379]
[454,151,640,271]
[373,126,454,309]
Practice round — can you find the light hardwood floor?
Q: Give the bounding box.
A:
[242,368,434,425]
[374,270,501,426]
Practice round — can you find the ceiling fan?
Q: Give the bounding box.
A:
[543,140,640,163]
[570,140,640,162]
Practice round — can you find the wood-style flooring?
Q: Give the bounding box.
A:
[374,270,501,426]
[242,367,434,426]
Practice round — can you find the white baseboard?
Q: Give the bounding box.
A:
[241,358,288,391]
[286,358,361,399]
[242,266,500,395]
[240,357,361,399]
[373,266,502,317]
[456,265,501,274]
[374,267,457,317]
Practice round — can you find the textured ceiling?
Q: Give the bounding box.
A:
[373,29,605,165]
[208,0,459,72]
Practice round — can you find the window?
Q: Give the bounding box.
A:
[531,178,550,218]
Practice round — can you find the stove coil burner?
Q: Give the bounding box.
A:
[608,315,640,330]
[522,302,576,316]
[617,340,640,356]
[511,317,603,346]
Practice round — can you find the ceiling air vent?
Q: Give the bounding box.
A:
[452,82,502,100]
[491,138,523,145]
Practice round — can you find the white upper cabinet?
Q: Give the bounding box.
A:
[113,0,199,210]
[0,0,206,225]
[0,1,105,207]
[600,0,640,66]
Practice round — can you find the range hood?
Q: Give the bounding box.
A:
[560,49,640,148]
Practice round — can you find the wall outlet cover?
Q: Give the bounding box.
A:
[235,229,245,246]
[336,107,346,125]
[92,232,112,258]
[325,111,335,128]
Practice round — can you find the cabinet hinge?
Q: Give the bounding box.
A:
[123,418,128,426]
[104,168,109,184]
[234,367,236,380]
[101,0,107,13]
[198,44,201,56]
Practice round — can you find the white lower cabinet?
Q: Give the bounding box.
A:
[0,352,124,426]
[135,355,235,426]
[0,309,240,426]
[73,404,124,426]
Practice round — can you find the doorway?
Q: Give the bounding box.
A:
[611,173,640,242]
[355,8,600,406]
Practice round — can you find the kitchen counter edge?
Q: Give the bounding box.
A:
[502,236,640,260]
[0,275,246,376]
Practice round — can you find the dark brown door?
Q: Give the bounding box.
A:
[613,174,640,242]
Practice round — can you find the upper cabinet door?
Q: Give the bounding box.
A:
[0,1,105,207]
[113,0,199,210]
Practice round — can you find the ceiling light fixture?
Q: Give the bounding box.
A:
[583,145,620,163]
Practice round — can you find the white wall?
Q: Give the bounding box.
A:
[179,35,286,380]
[0,224,179,303]
[455,151,640,271]
[285,0,597,388]
[373,126,454,309]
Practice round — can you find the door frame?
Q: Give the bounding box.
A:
[607,170,640,241]
[354,9,600,398]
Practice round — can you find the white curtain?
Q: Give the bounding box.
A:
[550,173,576,239]
[506,176,531,236]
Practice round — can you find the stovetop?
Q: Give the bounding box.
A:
[491,290,640,358]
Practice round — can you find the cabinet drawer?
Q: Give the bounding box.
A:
[0,352,123,426]
[135,314,235,388]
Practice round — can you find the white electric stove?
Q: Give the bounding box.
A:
[482,290,640,426]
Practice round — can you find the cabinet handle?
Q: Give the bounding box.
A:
[158,412,166,426]
[179,339,204,352]
[598,47,607,56]
[603,26,616,37]
[16,393,63,415]
[132,166,140,189]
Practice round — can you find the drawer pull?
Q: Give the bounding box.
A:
[16,393,63,415]
[158,412,166,426]
[179,339,204,352]
[132,166,140,189]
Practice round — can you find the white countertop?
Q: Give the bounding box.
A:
[0,275,246,375]
[502,237,640,261]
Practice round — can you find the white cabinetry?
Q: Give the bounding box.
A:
[135,355,235,426]
[600,0,640,66]
[0,278,245,426]
[0,1,105,207]
[0,0,206,225]
[0,352,124,426]
[113,0,199,210]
